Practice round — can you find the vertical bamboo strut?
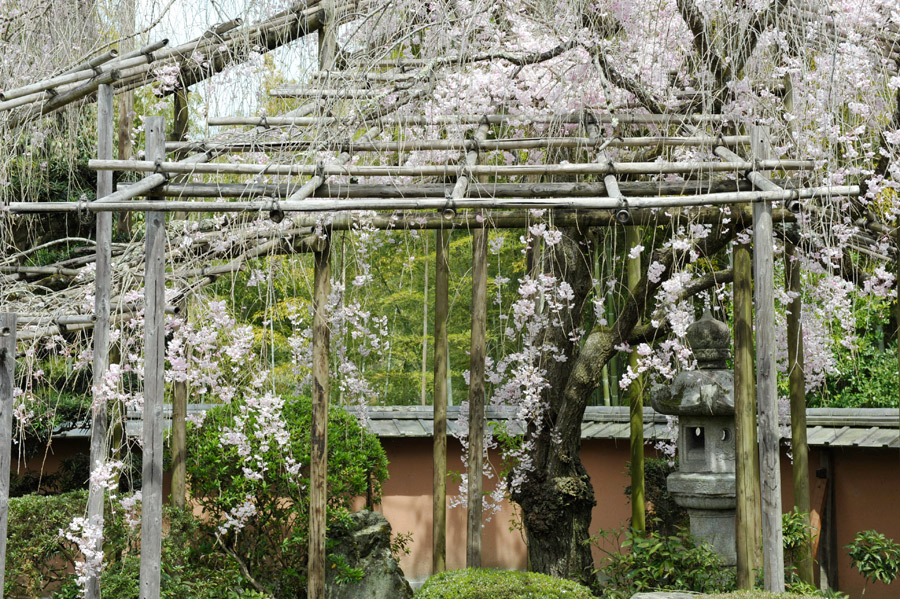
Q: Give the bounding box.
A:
[171,301,188,510]
[86,83,114,599]
[625,227,645,533]
[139,116,167,599]
[752,125,785,593]
[432,228,450,573]
[734,240,762,589]
[309,241,331,599]
[467,226,488,568]
[0,313,16,595]
[421,236,429,406]
[786,242,813,584]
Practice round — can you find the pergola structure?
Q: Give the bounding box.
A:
[1,2,898,599]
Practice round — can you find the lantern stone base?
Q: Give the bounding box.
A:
[667,471,737,566]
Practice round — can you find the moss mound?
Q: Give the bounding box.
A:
[416,568,594,599]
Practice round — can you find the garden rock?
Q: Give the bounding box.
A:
[325,510,414,599]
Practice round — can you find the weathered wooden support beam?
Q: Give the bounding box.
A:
[139,116,167,599]
[432,227,450,573]
[734,239,762,588]
[85,83,114,599]
[0,313,16,595]
[751,125,785,593]
[786,240,813,585]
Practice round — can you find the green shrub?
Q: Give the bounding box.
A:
[186,395,389,598]
[415,568,594,599]
[4,490,88,597]
[846,529,900,596]
[594,527,735,598]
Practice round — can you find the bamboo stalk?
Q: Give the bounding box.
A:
[171,300,188,510]
[786,241,813,585]
[432,228,450,573]
[0,314,15,595]
[625,223,645,534]
[752,125,785,593]
[734,236,762,589]
[164,134,749,154]
[12,185,860,214]
[114,178,765,198]
[85,84,114,599]
[88,157,817,177]
[58,49,121,77]
[139,116,167,599]
[207,111,731,127]
[464,123,490,569]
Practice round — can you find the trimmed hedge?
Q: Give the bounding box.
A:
[416,569,594,599]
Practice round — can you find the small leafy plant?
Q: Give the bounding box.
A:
[592,526,735,598]
[846,529,900,597]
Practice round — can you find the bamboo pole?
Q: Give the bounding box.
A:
[88,157,816,177]
[139,116,167,599]
[464,122,491,568]
[734,239,762,588]
[467,225,488,568]
[308,240,331,599]
[164,135,749,154]
[432,227,450,573]
[207,111,730,127]
[114,178,767,198]
[625,223,645,534]
[13,186,860,214]
[752,125,785,593]
[420,236,429,406]
[85,83,114,599]
[786,241,813,585]
[171,301,188,510]
[0,313,15,595]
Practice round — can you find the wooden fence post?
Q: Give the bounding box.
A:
[0,313,16,595]
[466,226,488,568]
[139,116,167,599]
[86,82,114,599]
[308,239,331,599]
[734,237,762,588]
[432,227,450,573]
[751,124,785,592]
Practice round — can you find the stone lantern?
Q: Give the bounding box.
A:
[651,310,736,565]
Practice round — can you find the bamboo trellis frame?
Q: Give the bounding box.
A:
[2,5,899,599]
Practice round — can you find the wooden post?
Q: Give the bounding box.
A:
[86,83,114,599]
[734,238,762,588]
[170,302,187,509]
[139,116,167,599]
[751,125,785,592]
[466,226,488,568]
[308,239,331,599]
[0,313,16,595]
[786,241,813,584]
[432,227,450,573]
[624,225,645,533]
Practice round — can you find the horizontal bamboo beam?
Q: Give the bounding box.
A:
[269,87,387,98]
[8,186,860,214]
[207,112,731,127]
[88,158,815,178]
[116,178,765,199]
[164,134,749,154]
